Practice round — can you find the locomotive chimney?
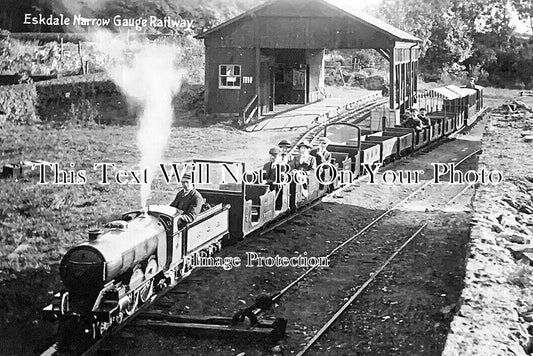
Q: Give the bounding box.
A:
[88,229,103,241]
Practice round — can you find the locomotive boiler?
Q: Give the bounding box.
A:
[60,212,163,296]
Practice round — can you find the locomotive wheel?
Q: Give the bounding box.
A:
[124,291,139,316]
[181,260,192,277]
[129,265,145,290]
[139,280,154,303]
[145,257,158,279]
[98,321,110,337]
[115,311,124,325]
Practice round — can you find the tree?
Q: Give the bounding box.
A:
[379,0,473,74]
[378,0,513,77]
[512,0,533,34]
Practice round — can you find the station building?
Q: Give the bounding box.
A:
[196,0,421,125]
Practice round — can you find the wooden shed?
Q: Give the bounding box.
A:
[196,0,421,123]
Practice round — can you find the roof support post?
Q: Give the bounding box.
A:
[255,46,260,115]
[389,46,395,112]
[204,46,210,114]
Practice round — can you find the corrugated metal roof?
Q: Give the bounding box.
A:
[427,87,461,100]
[446,85,477,97]
[196,0,421,43]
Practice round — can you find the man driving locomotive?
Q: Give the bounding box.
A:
[169,172,204,225]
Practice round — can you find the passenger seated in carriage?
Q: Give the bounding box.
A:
[263,146,284,190]
[278,139,293,164]
[466,77,476,89]
[411,108,429,128]
[170,172,204,226]
[290,140,316,171]
[418,108,431,126]
[310,137,332,166]
[290,140,316,198]
[311,137,332,191]
[403,112,423,131]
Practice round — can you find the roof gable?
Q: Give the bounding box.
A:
[196,0,420,43]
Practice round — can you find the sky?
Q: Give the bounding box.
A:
[331,0,383,11]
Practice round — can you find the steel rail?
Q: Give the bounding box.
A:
[294,223,428,356]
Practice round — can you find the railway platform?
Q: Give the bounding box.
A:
[246,89,381,132]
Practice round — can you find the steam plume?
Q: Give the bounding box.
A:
[93,31,183,207]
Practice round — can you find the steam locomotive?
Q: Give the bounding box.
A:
[43,84,485,349]
[43,204,230,345]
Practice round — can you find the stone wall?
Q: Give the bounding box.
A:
[0,83,38,124]
[35,73,124,125]
[0,73,122,125]
[443,101,533,355]
[0,74,204,126]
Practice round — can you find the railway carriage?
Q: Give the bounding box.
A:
[364,134,399,163]
[380,129,414,156]
[421,85,484,134]
[323,123,370,175]
[329,152,352,189]
[428,119,443,141]
[193,160,293,240]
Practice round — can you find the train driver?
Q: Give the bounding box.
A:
[170,172,204,226]
[278,139,293,164]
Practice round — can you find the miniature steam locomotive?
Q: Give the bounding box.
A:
[43,204,230,345]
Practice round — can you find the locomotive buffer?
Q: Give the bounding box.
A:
[134,294,287,338]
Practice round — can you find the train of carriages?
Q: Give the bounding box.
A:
[42,84,485,349]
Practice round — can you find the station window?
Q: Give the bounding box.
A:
[219,65,241,89]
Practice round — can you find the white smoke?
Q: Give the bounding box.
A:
[92,31,184,207]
